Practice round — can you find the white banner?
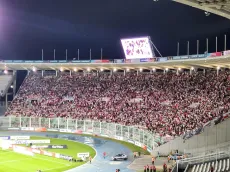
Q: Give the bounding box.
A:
[224,50,230,56]
[21,127,34,131]
[10,136,30,140]
[114,136,124,141]
[77,152,90,158]
[59,129,72,133]
[134,141,143,147]
[10,139,50,144]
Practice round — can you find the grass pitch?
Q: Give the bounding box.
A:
[0,136,96,172]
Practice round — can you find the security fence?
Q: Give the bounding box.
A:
[0,116,157,152]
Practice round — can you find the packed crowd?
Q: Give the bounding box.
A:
[5,71,230,137]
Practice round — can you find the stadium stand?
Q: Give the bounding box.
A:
[5,70,230,139]
[176,151,230,172]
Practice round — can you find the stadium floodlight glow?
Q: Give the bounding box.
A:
[139,68,143,72]
[178,67,181,71]
[113,68,117,72]
[152,68,156,71]
[217,66,220,70]
[10,85,13,89]
[60,68,64,72]
[87,68,90,72]
[74,68,77,72]
[126,68,130,72]
[165,68,168,71]
[100,68,104,72]
[3,70,8,74]
[191,67,194,70]
[32,66,36,72]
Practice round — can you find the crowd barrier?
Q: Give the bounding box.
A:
[0,116,164,152]
[1,50,229,65]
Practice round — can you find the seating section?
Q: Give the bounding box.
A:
[189,158,230,172]
[0,74,13,96]
[5,71,230,137]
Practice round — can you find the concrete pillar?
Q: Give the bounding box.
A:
[42,70,44,77]
[203,69,205,75]
[56,70,58,77]
[110,70,113,76]
[124,70,126,76]
[13,70,17,97]
[70,70,72,76]
[137,70,139,76]
[5,93,8,109]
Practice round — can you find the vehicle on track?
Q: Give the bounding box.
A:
[111,154,128,161]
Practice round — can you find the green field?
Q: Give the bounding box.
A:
[0,136,96,172]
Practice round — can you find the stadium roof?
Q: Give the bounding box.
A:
[2,55,230,71]
[173,0,230,20]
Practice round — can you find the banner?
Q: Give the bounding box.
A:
[12,139,50,144]
[10,136,30,140]
[56,153,73,160]
[21,127,34,131]
[71,60,90,63]
[157,57,168,62]
[59,129,72,133]
[47,145,67,149]
[223,50,230,56]
[114,136,123,141]
[47,129,59,132]
[31,145,49,149]
[77,152,89,158]
[207,52,222,57]
[140,58,156,62]
[114,59,124,63]
[91,60,112,63]
[189,54,206,59]
[134,141,143,147]
[0,136,10,140]
[35,128,47,132]
[8,128,20,130]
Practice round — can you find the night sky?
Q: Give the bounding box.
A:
[0,0,230,60]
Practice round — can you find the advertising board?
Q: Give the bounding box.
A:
[12,139,50,144]
[10,136,30,140]
[77,152,90,158]
[47,145,67,149]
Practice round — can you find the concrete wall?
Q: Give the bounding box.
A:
[153,119,230,156]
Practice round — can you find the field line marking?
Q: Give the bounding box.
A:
[0,158,30,164]
[32,156,70,166]
[43,165,70,171]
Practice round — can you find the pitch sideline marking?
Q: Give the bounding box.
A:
[0,158,30,164]
[32,156,71,166]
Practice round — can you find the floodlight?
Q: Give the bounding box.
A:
[113,68,117,72]
[4,70,8,74]
[32,66,36,72]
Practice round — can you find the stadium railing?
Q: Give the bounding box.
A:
[0,116,156,153]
